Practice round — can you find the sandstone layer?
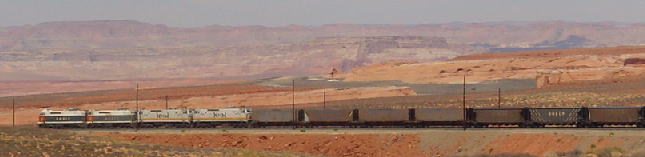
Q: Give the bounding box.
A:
[338,46,645,87]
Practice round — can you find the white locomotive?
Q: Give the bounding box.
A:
[37,107,253,128]
[38,108,87,128]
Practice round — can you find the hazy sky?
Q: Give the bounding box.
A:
[1,0,645,27]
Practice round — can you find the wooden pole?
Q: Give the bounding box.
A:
[136,84,139,130]
[463,71,467,130]
[136,84,139,110]
[12,97,15,127]
[292,80,295,128]
[323,89,326,109]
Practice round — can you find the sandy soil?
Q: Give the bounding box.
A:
[479,133,582,155]
[72,86,415,110]
[98,132,424,157]
[88,129,645,157]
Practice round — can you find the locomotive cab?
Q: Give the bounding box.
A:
[37,108,87,128]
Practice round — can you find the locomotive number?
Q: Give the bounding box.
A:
[102,117,118,121]
[157,114,170,118]
[547,112,566,117]
[212,113,227,117]
[55,117,71,121]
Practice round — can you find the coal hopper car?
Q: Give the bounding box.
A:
[528,108,585,127]
[298,109,357,127]
[470,108,528,127]
[414,108,464,127]
[250,109,297,127]
[357,108,413,127]
[587,107,643,127]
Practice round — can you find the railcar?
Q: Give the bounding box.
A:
[414,108,464,127]
[528,108,585,127]
[298,109,357,127]
[138,108,191,127]
[86,109,136,128]
[191,108,251,127]
[587,107,643,127]
[357,108,413,127]
[37,108,87,128]
[250,109,296,127]
[470,108,528,127]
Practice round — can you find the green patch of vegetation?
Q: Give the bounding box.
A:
[0,127,311,157]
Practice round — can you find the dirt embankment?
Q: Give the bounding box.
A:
[338,46,645,86]
[99,132,425,157]
[1,127,309,157]
[95,129,645,157]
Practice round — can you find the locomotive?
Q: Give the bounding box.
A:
[37,106,645,128]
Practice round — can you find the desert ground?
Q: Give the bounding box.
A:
[0,127,312,157]
[18,128,645,157]
[1,45,645,157]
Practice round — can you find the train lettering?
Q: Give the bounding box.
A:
[547,111,566,117]
[54,117,71,121]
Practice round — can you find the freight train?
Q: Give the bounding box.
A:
[37,106,645,128]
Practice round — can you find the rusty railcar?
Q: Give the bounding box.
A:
[250,109,296,126]
[588,107,643,127]
[298,109,357,126]
[414,108,464,126]
[357,108,413,126]
[529,108,584,126]
[471,108,527,127]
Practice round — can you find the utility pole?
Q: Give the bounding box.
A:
[165,96,169,109]
[292,80,296,128]
[136,83,139,130]
[323,89,326,109]
[12,97,15,127]
[498,88,501,108]
[462,71,467,130]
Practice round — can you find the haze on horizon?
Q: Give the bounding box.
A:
[1,0,645,27]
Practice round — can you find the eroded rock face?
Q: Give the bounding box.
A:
[4,20,645,81]
[339,46,645,86]
[0,34,471,80]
